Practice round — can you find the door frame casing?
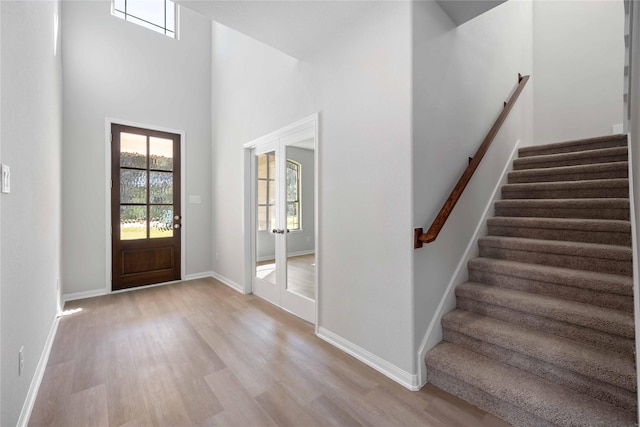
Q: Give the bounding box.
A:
[105,117,186,293]
[243,113,320,328]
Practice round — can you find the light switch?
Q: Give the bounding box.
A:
[2,164,10,194]
[190,195,201,204]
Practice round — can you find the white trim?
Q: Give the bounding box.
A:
[104,117,187,293]
[317,327,420,391]
[63,288,108,303]
[416,139,522,386]
[17,315,60,427]
[184,271,214,281]
[627,133,640,425]
[243,114,318,149]
[211,271,247,294]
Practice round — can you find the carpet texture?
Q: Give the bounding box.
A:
[425,134,637,426]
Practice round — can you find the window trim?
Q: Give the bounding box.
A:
[112,0,178,39]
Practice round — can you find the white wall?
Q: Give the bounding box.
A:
[1,1,62,425]
[533,0,624,143]
[306,2,414,374]
[212,2,415,375]
[412,0,534,377]
[211,22,313,287]
[61,1,212,296]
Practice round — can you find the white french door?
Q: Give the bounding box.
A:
[248,117,317,323]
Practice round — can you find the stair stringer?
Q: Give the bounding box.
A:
[626,133,640,425]
[417,139,523,386]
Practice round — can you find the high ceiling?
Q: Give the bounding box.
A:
[176,1,379,59]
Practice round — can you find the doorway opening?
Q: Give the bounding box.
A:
[244,114,319,324]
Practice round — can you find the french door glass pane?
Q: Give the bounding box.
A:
[120,169,147,204]
[149,171,173,204]
[121,205,147,240]
[150,136,173,171]
[150,205,173,239]
[120,132,147,168]
[256,151,276,285]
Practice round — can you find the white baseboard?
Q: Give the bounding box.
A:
[416,139,522,386]
[184,271,214,281]
[317,327,420,391]
[211,271,247,294]
[17,314,60,427]
[62,288,108,303]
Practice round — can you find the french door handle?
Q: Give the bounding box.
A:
[272,228,285,234]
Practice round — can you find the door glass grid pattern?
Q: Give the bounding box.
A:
[120,132,174,240]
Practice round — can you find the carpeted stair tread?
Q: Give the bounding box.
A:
[487,216,631,246]
[427,134,637,424]
[456,282,634,340]
[513,146,628,170]
[508,162,628,184]
[478,236,633,276]
[494,198,630,220]
[441,310,636,392]
[518,134,627,158]
[501,178,629,199]
[426,342,637,427]
[468,257,633,296]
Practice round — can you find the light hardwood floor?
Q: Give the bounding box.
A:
[29,278,509,427]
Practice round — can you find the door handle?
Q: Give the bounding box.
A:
[272,228,285,234]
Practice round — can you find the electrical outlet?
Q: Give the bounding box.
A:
[56,278,60,291]
[18,346,24,376]
[215,252,219,261]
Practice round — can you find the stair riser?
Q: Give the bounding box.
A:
[443,329,637,410]
[456,297,634,356]
[487,225,631,246]
[478,246,632,276]
[518,139,628,158]
[514,154,628,170]
[426,368,553,427]
[502,187,629,200]
[508,169,628,184]
[494,205,629,220]
[468,269,634,313]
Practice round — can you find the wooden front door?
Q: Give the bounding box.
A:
[111,124,181,290]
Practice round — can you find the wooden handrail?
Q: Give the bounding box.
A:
[414,73,530,248]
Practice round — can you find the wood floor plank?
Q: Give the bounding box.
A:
[28,361,74,426]
[29,278,510,427]
[307,394,364,427]
[204,368,277,427]
[67,384,109,427]
[254,383,323,427]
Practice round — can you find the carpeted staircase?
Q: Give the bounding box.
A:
[425,134,638,426]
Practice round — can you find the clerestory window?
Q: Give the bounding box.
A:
[113,0,177,38]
